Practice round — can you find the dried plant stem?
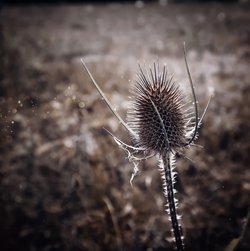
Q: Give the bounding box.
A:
[162,152,184,251]
[103,197,123,251]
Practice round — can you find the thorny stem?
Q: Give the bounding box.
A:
[162,152,184,251]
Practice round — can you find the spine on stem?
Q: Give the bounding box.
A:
[160,152,184,251]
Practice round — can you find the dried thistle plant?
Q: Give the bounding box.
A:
[81,44,211,251]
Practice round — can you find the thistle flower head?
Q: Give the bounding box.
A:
[127,63,190,154]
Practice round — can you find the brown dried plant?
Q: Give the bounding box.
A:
[81,44,211,251]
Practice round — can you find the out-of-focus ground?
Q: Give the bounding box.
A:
[1,2,250,251]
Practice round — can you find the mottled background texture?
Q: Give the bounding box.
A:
[1,2,250,251]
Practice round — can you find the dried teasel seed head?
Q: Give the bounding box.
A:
[127,63,188,154]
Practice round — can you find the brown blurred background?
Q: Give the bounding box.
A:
[1,1,250,251]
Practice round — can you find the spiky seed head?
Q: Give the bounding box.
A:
[127,63,187,153]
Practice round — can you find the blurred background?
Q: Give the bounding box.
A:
[1,1,250,251]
